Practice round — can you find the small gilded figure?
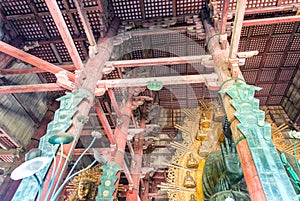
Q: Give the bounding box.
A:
[183,171,196,188]
[186,153,199,169]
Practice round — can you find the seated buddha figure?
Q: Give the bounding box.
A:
[189,194,197,201]
[186,153,199,169]
[66,165,101,201]
[183,171,196,188]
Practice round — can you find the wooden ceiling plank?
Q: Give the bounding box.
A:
[243,15,300,27]
[45,0,83,70]
[0,41,75,81]
[74,0,96,47]
[1,77,40,125]
[0,83,65,94]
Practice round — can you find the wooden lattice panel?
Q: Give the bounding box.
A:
[269,35,290,52]
[1,0,32,15]
[86,10,103,36]
[68,0,99,8]
[267,96,283,105]
[176,0,205,15]
[241,26,250,37]
[272,83,289,95]
[151,34,169,45]
[289,34,300,51]
[55,42,72,62]
[12,18,45,39]
[32,0,48,12]
[168,64,187,75]
[252,24,273,36]
[144,0,173,18]
[247,37,268,52]
[111,0,142,20]
[0,155,14,163]
[0,133,18,149]
[238,38,247,52]
[187,42,206,56]
[278,68,296,81]
[273,22,295,34]
[257,83,272,95]
[62,13,77,35]
[259,69,278,82]
[284,53,300,67]
[241,70,258,83]
[281,0,300,5]
[242,55,262,69]
[41,15,61,37]
[42,72,57,83]
[169,32,187,43]
[153,48,170,58]
[264,54,284,68]
[29,44,59,63]
[257,96,268,105]
[74,41,88,60]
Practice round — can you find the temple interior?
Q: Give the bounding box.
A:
[0,0,300,200]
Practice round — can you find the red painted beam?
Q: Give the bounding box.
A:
[243,15,300,27]
[0,83,65,94]
[45,0,83,70]
[126,106,147,201]
[40,17,120,201]
[0,41,76,82]
[0,64,76,75]
[94,99,117,145]
[229,0,247,59]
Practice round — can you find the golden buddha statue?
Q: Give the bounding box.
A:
[195,127,207,141]
[183,171,196,188]
[186,153,199,169]
[189,194,197,201]
[66,165,102,201]
[200,113,211,129]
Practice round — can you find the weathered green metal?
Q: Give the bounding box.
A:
[48,132,74,145]
[220,81,298,201]
[96,161,122,201]
[12,90,88,201]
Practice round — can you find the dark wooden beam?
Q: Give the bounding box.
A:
[172,0,177,17]
[45,0,83,70]
[140,0,146,20]
[0,41,75,81]
[0,83,65,94]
